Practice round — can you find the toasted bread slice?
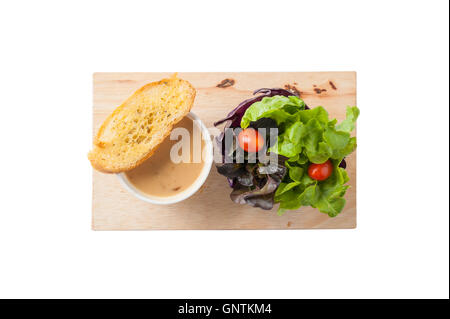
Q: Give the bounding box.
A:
[89,75,196,173]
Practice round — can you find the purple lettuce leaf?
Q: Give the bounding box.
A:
[216,156,287,210]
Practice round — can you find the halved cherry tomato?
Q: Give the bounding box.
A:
[238,128,264,152]
[308,160,333,181]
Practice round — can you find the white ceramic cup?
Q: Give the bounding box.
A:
[117,112,213,204]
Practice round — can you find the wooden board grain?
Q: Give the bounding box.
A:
[92,72,357,230]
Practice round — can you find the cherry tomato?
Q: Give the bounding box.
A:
[238,128,264,152]
[308,160,333,181]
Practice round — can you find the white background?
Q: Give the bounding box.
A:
[0,0,448,299]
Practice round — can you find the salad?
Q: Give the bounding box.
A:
[214,88,359,217]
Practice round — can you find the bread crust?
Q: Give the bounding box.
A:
[89,76,196,173]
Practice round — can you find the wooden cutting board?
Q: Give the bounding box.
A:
[92,72,357,230]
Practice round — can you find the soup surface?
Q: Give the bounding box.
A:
[125,117,205,197]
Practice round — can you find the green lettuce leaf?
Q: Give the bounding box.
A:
[241,95,305,129]
[323,127,357,159]
[336,106,360,132]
